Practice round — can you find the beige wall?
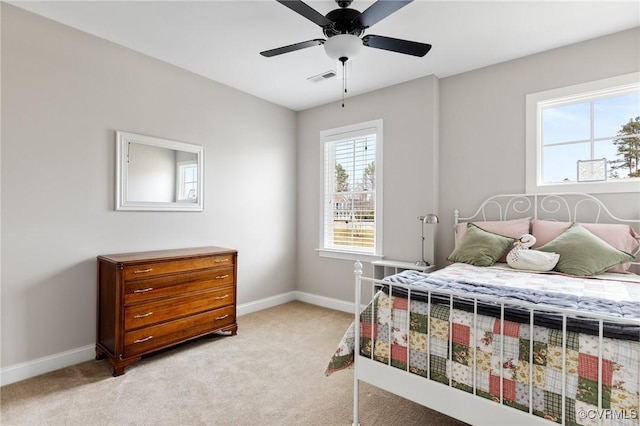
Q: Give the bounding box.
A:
[296,27,639,305]
[1,4,297,368]
[2,2,639,383]
[296,76,440,303]
[438,27,640,266]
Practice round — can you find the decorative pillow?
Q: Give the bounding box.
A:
[455,217,531,246]
[447,223,516,267]
[455,217,530,263]
[531,219,640,273]
[537,223,635,276]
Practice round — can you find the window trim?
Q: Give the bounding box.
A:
[176,161,198,202]
[525,72,640,194]
[318,119,384,261]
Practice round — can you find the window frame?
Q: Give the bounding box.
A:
[176,161,198,202]
[318,119,384,261]
[525,72,640,194]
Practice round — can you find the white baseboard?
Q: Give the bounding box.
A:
[293,290,355,314]
[0,344,95,387]
[236,291,297,316]
[1,292,354,387]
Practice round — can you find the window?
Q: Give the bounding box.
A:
[526,72,640,194]
[319,119,383,260]
[177,161,198,202]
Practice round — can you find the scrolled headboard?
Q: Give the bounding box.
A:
[454,192,639,226]
[453,192,640,272]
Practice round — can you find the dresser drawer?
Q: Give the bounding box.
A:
[123,254,234,281]
[124,286,235,331]
[124,306,236,357]
[124,267,234,304]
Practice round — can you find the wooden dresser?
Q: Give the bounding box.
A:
[96,246,237,376]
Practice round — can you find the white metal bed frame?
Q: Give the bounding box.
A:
[352,193,640,426]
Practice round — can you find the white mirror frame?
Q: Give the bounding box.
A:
[115,131,204,211]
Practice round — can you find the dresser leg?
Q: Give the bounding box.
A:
[108,357,141,377]
[112,365,126,377]
[95,347,106,360]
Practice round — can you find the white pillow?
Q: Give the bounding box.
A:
[506,235,559,272]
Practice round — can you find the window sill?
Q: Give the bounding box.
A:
[316,248,384,262]
[526,179,640,195]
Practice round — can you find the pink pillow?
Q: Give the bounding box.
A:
[455,218,531,262]
[531,219,640,273]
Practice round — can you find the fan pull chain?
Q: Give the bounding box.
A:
[340,57,347,108]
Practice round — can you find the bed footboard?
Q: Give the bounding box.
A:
[352,261,640,426]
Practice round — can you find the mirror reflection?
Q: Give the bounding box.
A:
[116,131,204,211]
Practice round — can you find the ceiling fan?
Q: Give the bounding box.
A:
[260,0,432,61]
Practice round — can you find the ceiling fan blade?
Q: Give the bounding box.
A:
[354,0,413,28]
[260,39,326,57]
[362,34,431,57]
[276,0,333,27]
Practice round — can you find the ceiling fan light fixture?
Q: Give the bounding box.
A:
[324,34,363,61]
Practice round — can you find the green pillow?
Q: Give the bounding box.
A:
[537,223,635,276]
[447,223,515,267]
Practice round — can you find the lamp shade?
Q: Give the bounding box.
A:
[324,34,363,61]
[422,214,439,224]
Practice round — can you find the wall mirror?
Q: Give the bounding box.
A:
[116,131,204,211]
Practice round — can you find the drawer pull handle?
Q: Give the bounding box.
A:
[215,314,229,321]
[133,287,154,293]
[214,295,229,300]
[214,259,229,263]
[215,275,229,280]
[133,268,153,274]
[133,312,153,319]
[133,336,153,344]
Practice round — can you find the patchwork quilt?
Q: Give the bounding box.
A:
[326,265,640,425]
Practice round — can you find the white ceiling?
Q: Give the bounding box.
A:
[10,1,640,111]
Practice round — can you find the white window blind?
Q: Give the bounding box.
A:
[320,120,383,259]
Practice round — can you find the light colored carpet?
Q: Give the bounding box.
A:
[1,301,468,425]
